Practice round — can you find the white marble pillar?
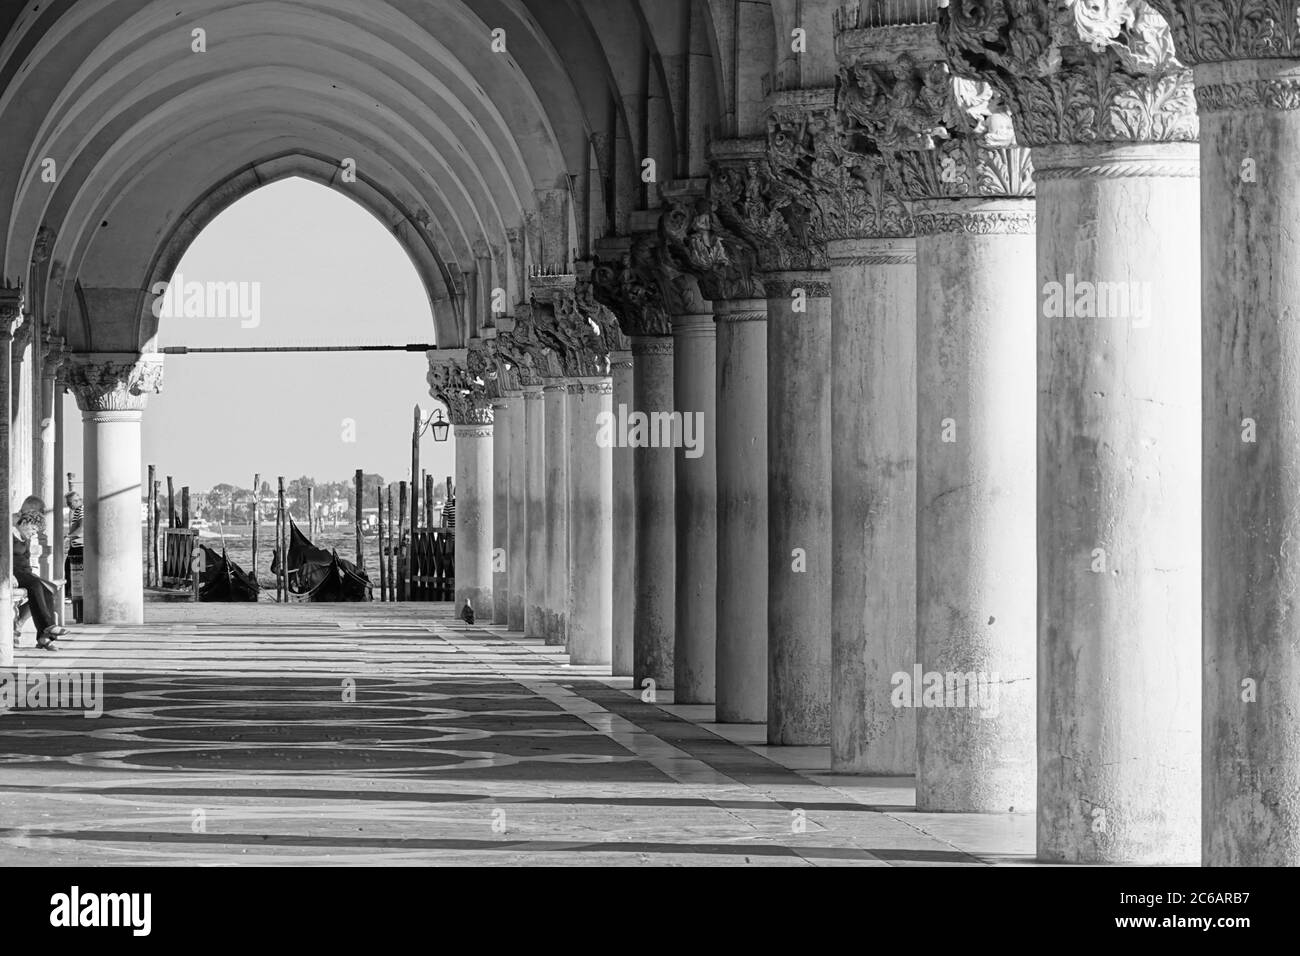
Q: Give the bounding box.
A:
[1147,4,1297,866]
[714,299,768,723]
[0,295,19,666]
[943,0,1202,857]
[506,393,527,630]
[68,355,163,625]
[542,379,569,645]
[491,397,511,624]
[632,336,675,688]
[522,385,547,638]
[913,199,1037,813]
[1034,144,1200,863]
[454,411,494,617]
[37,339,61,579]
[12,333,33,504]
[829,237,917,774]
[766,273,832,745]
[611,350,635,676]
[672,308,717,703]
[566,376,614,665]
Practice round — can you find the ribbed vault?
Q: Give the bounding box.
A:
[0,0,749,350]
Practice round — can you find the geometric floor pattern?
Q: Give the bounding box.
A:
[0,603,1034,866]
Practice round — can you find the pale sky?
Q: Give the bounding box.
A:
[62,177,457,495]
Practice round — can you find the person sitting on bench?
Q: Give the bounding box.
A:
[13,495,67,650]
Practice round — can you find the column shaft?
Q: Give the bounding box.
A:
[523,387,547,638]
[83,409,144,624]
[829,239,917,773]
[1034,145,1200,862]
[714,300,768,723]
[632,336,675,688]
[37,364,57,578]
[566,377,614,665]
[542,382,569,645]
[0,325,13,666]
[914,200,1036,812]
[611,351,635,676]
[453,422,493,616]
[506,394,527,630]
[673,311,717,703]
[491,399,511,624]
[1196,57,1300,866]
[766,274,832,745]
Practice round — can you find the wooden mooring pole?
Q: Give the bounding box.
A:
[251,473,260,584]
[377,484,387,601]
[398,480,408,602]
[354,468,364,571]
[387,483,395,602]
[146,464,155,586]
[277,477,287,601]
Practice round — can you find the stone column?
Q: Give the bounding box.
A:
[453,414,493,616]
[831,24,1038,808]
[37,336,64,579]
[506,393,527,630]
[522,385,547,638]
[913,199,1037,813]
[542,377,569,645]
[765,272,833,745]
[491,396,512,623]
[53,365,66,622]
[427,355,494,618]
[946,0,1200,857]
[672,305,717,703]
[68,355,163,625]
[1150,0,1295,866]
[11,325,33,504]
[0,290,20,666]
[566,376,614,665]
[610,350,635,675]
[713,299,768,723]
[631,336,675,688]
[828,234,917,774]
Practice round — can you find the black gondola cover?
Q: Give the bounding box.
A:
[273,519,372,602]
[198,545,260,602]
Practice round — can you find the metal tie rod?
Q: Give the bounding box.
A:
[160,344,438,354]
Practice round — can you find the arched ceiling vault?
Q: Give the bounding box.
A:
[0,0,733,351]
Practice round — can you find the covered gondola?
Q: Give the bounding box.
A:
[272,519,372,602]
[197,545,260,602]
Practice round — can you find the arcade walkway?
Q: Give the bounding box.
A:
[0,605,1030,866]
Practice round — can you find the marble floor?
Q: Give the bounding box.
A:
[0,603,1034,866]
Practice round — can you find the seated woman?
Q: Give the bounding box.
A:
[13,495,67,650]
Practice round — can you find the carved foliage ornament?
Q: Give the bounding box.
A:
[836,52,1034,200]
[1145,0,1300,62]
[589,240,674,337]
[69,358,164,412]
[532,289,613,378]
[495,305,552,387]
[658,200,767,300]
[427,361,492,426]
[940,0,1198,147]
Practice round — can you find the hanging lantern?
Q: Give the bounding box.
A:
[431,408,450,442]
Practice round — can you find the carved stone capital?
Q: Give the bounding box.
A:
[531,286,614,378]
[658,200,767,300]
[427,356,494,426]
[589,237,675,337]
[832,41,1034,201]
[941,1,1198,147]
[69,354,164,412]
[1147,0,1300,63]
[0,283,23,332]
[495,306,553,388]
